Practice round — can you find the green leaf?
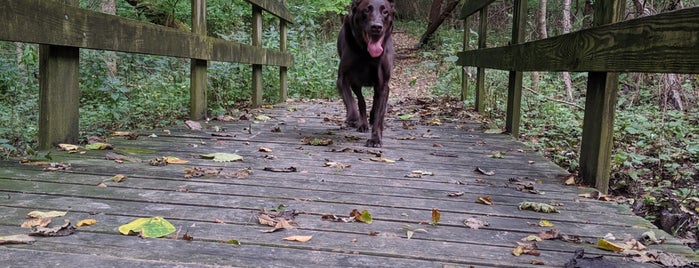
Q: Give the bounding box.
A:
[355,210,372,224]
[200,153,244,162]
[399,114,413,120]
[518,202,560,213]
[118,216,176,238]
[86,143,112,150]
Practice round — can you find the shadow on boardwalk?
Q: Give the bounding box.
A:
[0,99,695,267]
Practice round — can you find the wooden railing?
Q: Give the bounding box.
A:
[457,0,699,193]
[0,0,293,150]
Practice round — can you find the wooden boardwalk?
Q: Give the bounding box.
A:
[0,99,695,267]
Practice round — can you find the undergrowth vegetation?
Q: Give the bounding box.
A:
[1,0,698,245]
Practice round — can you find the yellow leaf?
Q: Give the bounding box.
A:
[476,196,494,205]
[111,174,127,183]
[597,238,624,252]
[538,220,554,227]
[27,211,66,218]
[283,235,312,242]
[118,216,176,238]
[85,142,112,150]
[512,245,524,256]
[76,219,97,227]
[164,156,189,164]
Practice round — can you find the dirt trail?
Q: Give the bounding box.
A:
[388,31,438,101]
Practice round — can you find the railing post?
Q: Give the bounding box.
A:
[38,0,80,150]
[579,0,625,194]
[190,0,207,120]
[279,0,288,102]
[252,5,263,107]
[461,18,469,101]
[475,7,487,113]
[505,0,527,136]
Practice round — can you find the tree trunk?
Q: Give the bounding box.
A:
[561,0,573,101]
[530,0,548,91]
[418,0,460,47]
[101,0,117,77]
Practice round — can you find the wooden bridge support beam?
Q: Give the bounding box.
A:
[474,7,487,113]
[38,0,79,150]
[461,19,470,101]
[505,0,526,137]
[252,6,263,107]
[190,0,207,120]
[579,0,626,194]
[279,1,288,102]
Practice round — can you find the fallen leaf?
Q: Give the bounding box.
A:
[513,242,540,256]
[476,196,494,205]
[597,238,625,252]
[369,157,395,163]
[118,217,176,238]
[21,217,52,228]
[200,153,243,162]
[85,142,113,150]
[538,220,554,227]
[321,214,355,223]
[351,209,373,224]
[263,166,297,173]
[182,231,194,241]
[283,235,312,242]
[259,147,273,152]
[225,239,241,245]
[564,175,576,185]
[164,156,189,164]
[76,219,97,227]
[538,229,560,240]
[27,210,67,219]
[430,152,457,157]
[43,162,72,171]
[474,167,495,176]
[406,230,414,239]
[463,218,489,229]
[30,219,76,237]
[255,114,272,121]
[522,235,543,242]
[531,259,545,265]
[324,162,351,169]
[518,202,560,213]
[111,174,127,183]
[431,208,441,225]
[58,143,80,151]
[303,137,333,146]
[0,234,36,245]
[97,182,108,187]
[185,120,202,130]
[490,151,505,158]
[447,191,464,197]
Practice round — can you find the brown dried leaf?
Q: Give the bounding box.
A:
[283,235,312,242]
[185,120,202,131]
[447,191,464,197]
[476,196,493,205]
[538,229,560,240]
[21,217,53,228]
[463,218,489,229]
[474,167,495,176]
[30,219,76,237]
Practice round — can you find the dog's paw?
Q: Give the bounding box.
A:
[356,124,369,133]
[365,138,382,148]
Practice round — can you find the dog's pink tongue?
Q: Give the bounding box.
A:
[367,41,384,58]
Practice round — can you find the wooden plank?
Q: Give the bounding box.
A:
[504,0,526,137]
[475,7,487,113]
[244,0,294,23]
[0,0,293,67]
[579,0,626,194]
[460,0,496,18]
[456,7,699,74]
[280,5,289,101]
[190,0,207,120]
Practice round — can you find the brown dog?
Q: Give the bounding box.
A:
[337,0,395,147]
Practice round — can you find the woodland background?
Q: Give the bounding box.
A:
[0,0,698,248]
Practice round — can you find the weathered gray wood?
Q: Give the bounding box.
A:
[460,19,469,101]
[280,4,289,101]
[252,5,264,107]
[0,0,293,67]
[579,0,626,194]
[36,0,80,150]
[0,101,696,266]
[460,0,496,18]
[504,0,526,137]
[245,0,294,23]
[457,7,699,74]
[475,7,487,113]
[190,0,207,120]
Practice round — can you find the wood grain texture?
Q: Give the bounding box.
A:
[0,0,293,67]
[245,0,294,23]
[1,101,695,267]
[460,0,496,18]
[457,7,699,74]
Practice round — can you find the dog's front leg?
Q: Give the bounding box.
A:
[352,85,369,133]
[366,83,389,147]
[337,76,360,128]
